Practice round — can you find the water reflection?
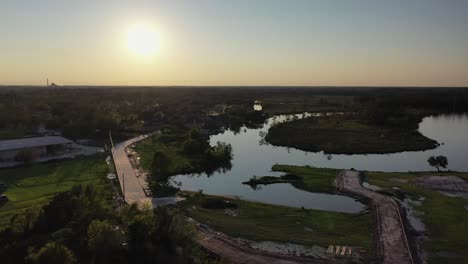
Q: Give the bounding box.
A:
[171,113,468,212]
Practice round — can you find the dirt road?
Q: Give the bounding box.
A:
[197,226,336,264]
[336,170,413,264]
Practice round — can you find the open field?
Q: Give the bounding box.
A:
[0,157,109,229]
[266,115,438,154]
[365,171,468,264]
[180,194,373,252]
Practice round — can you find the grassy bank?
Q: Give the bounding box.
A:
[271,165,342,193]
[365,171,468,264]
[0,157,109,229]
[180,194,373,251]
[265,115,438,154]
[242,174,301,187]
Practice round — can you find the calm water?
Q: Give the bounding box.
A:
[171,113,468,212]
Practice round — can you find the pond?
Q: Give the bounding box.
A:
[171,112,468,212]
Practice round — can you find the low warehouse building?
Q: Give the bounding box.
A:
[0,136,73,162]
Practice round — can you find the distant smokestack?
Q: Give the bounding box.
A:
[46,78,49,87]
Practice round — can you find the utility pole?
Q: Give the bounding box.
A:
[109,130,114,148]
[122,172,125,200]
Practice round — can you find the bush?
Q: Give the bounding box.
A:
[182,139,208,155]
[25,242,76,264]
[200,198,238,210]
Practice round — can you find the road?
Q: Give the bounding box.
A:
[197,225,336,264]
[111,134,154,205]
[336,170,413,264]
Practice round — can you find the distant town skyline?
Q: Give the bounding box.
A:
[1,0,468,86]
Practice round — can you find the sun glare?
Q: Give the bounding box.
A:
[126,23,160,58]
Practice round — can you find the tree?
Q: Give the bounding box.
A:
[183,139,207,155]
[87,220,121,263]
[25,242,76,264]
[189,128,201,140]
[10,206,42,233]
[427,155,448,172]
[152,151,171,181]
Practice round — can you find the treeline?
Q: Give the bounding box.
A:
[0,185,223,264]
[150,128,232,197]
[1,86,467,142]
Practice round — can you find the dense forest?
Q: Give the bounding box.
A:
[0,185,222,264]
[1,86,467,143]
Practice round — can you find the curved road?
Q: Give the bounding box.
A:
[112,134,154,205]
[336,170,413,264]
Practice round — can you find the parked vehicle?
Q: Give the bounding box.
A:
[0,195,8,204]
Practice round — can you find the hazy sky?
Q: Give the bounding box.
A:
[1,0,467,86]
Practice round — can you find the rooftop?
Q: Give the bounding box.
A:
[0,136,72,151]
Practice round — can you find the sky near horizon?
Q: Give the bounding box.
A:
[1,0,468,86]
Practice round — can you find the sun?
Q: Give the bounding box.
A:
[126,23,160,58]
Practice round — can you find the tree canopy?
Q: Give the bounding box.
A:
[427,155,448,172]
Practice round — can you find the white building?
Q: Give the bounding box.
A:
[0,136,72,162]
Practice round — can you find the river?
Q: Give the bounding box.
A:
[171,113,468,212]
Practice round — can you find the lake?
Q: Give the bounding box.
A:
[171,113,468,212]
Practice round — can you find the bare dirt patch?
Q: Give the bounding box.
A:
[413,176,468,198]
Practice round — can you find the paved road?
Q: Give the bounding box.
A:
[111,133,184,206]
[336,170,413,264]
[112,134,154,205]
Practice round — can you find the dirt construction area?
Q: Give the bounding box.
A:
[196,225,354,264]
[336,170,413,264]
[413,175,468,198]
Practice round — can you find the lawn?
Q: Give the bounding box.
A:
[180,194,373,252]
[0,157,109,229]
[265,115,438,154]
[365,171,468,264]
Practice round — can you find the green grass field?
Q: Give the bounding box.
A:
[181,165,373,254]
[265,115,438,154]
[0,157,109,229]
[272,165,342,193]
[181,194,373,251]
[365,171,468,264]
[261,165,468,263]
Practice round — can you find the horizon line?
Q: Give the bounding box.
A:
[1,84,468,89]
